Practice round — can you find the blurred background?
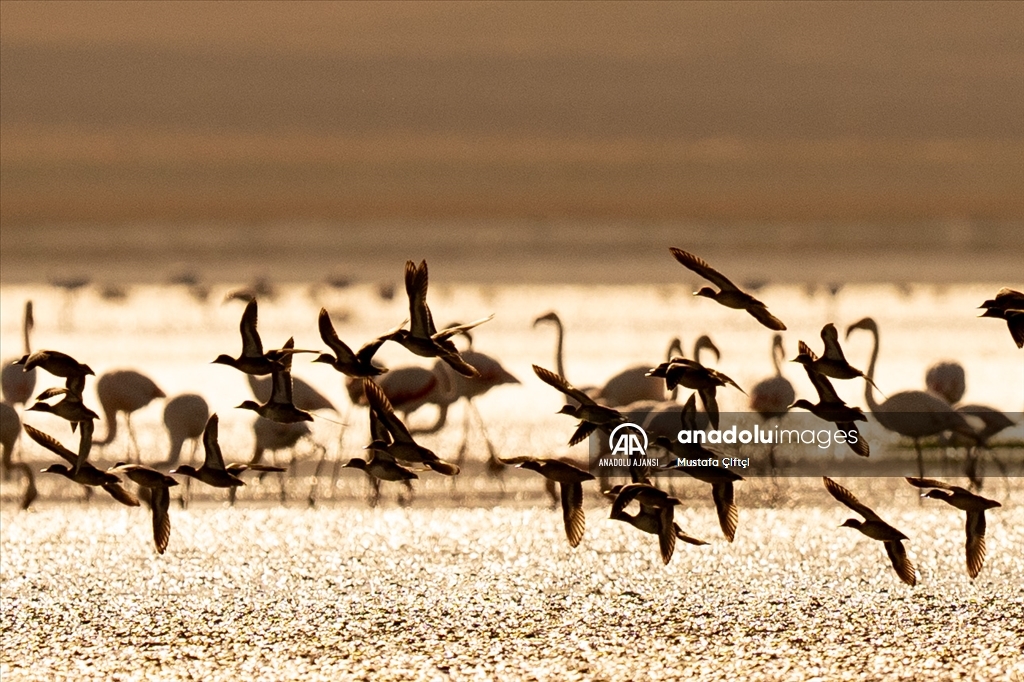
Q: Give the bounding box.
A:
[1,0,1022,284]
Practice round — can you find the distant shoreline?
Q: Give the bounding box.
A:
[2,221,1021,285]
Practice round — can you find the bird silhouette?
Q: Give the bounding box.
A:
[94,370,166,460]
[670,248,786,330]
[1,301,36,406]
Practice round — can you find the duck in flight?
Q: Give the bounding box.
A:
[789,358,870,457]
[385,260,493,378]
[905,477,1001,579]
[109,463,178,554]
[236,339,314,424]
[979,288,1024,349]
[170,414,246,489]
[645,358,744,430]
[213,299,315,375]
[532,364,625,445]
[25,424,139,507]
[313,308,401,378]
[363,379,460,476]
[608,483,702,563]
[501,456,594,548]
[793,323,881,391]
[823,476,916,586]
[14,350,94,382]
[670,248,786,330]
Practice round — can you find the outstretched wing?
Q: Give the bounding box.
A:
[657,505,676,565]
[746,304,787,331]
[904,477,953,491]
[560,481,586,548]
[318,308,357,363]
[23,424,76,464]
[711,482,738,542]
[884,540,917,586]
[823,477,881,522]
[269,338,296,405]
[533,365,596,406]
[149,486,171,554]
[102,481,141,507]
[965,511,987,579]
[405,260,432,338]
[433,315,495,342]
[669,248,739,292]
[820,324,848,362]
[239,299,264,356]
[363,379,414,443]
[202,414,227,471]
[803,364,843,404]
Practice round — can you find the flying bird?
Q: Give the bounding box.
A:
[645,358,744,430]
[823,477,916,586]
[109,463,178,554]
[670,248,786,330]
[501,456,594,548]
[385,260,493,377]
[236,339,314,424]
[313,308,400,378]
[532,364,625,445]
[170,414,246,489]
[25,424,138,506]
[213,299,314,375]
[905,477,1001,579]
[788,356,870,457]
[792,324,880,391]
[363,379,460,476]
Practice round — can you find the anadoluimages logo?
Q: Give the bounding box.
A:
[608,422,649,456]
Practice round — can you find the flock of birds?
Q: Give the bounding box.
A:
[0,252,1021,587]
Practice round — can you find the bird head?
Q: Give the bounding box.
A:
[694,287,717,299]
[311,353,335,365]
[40,464,70,475]
[557,405,579,417]
[788,399,813,412]
[235,400,261,413]
[845,317,877,339]
[533,311,560,327]
[169,465,198,477]
[343,458,368,470]
[839,519,862,530]
[212,355,235,366]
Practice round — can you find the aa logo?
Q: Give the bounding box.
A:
[608,423,648,456]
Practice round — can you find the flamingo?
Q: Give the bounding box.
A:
[532,311,598,402]
[1,301,36,406]
[750,334,795,422]
[925,361,965,405]
[845,317,978,478]
[0,403,36,507]
[155,394,210,468]
[94,370,166,460]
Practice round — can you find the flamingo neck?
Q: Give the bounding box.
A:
[553,317,566,379]
[863,326,882,413]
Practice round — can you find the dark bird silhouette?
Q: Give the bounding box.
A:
[236,339,314,424]
[14,350,93,383]
[312,308,396,378]
[385,260,493,377]
[26,424,138,506]
[979,288,1024,348]
[344,456,418,508]
[247,373,335,414]
[793,323,880,391]
[109,463,178,554]
[906,477,1001,579]
[27,386,98,473]
[170,414,246,488]
[750,334,795,422]
[654,396,744,541]
[501,456,594,547]
[533,365,626,446]
[788,354,870,457]
[925,361,965,405]
[608,483,702,563]
[646,358,744,430]
[362,379,460,476]
[1,301,36,406]
[213,299,313,375]
[670,248,786,330]
[823,477,916,586]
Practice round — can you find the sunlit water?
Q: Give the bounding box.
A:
[2,282,1023,679]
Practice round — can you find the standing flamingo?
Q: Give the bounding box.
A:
[1,301,36,406]
[94,370,167,460]
[846,318,978,478]
[155,394,210,468]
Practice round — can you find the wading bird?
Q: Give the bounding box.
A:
[0,404,36,508]
[1,301,36,406]
[156,393,210,468]
[670,248,786,330]
[823,477,916,586]
[94,370,166,459]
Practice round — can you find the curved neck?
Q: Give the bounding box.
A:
[861,325,882,413]
[410,403,449,435]
[771,336,784,376]
[23,302,33,355]
[667,338,683,401]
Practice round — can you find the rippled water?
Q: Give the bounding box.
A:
[2,282,1022,680]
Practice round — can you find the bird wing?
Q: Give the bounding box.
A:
[317,308,357,362]
[561,481,586,548]
[884,540,917,586]
[711,482,738,542]
[568,421,598,447]
[709,368,746,394]
[368,406,393,446]
[202,414,227,471]
[797,341,818,362]
[498,456,540,466]
[269,338,296,405]
[610,484,647,517]
[23,424,76,465]
[669,248,739,292]
[965,511,987,579]
[356,319,408,365]
[822,477,882,522]
[658,505,676,565]
[439,352,481,378]
[433,315,495,342]
[838,423,870,457]
[696,387,719,431]
[363,379,414,442]
[35,387,68,401]
[535,364,598,406]
[149,486,171,554]
[239,299,264,356]
[904,477,953,491]
[746,304,787,331]
[803,364,843,405]
[405,260,433,338]
[673,523,709,546]
[102,481,141,507]
[679,393,699,431]
[820,324,849,362]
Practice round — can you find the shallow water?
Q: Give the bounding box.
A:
[1,282,1023,680]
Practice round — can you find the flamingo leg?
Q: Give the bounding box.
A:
[308,441,329,508]
[126,414,142,464]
